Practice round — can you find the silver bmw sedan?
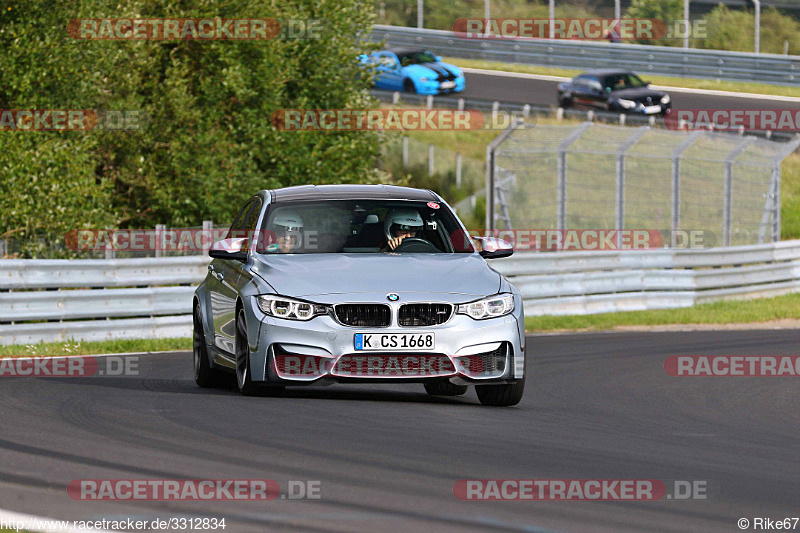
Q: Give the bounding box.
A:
[193,184,525,406]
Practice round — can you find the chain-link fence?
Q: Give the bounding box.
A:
[489,121,800,247]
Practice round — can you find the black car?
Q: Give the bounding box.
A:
[557,69,671,115]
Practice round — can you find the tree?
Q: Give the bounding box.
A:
[625,0,683,46]
[0,0,381,256]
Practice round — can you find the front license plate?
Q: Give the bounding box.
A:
[440,81,456,89]
[644,105,661,114]
[354,333,435,351]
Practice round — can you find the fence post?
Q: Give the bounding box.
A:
[104,228,116,259]
[428,144,434,176]
[392,91,400,105]
[616,127,649,246]
[456,153,462,188]
[485,118,523,231]
[155,224,166,258]
[671,131,701,247]
[773,164,781,242]
[402,136,409,169]
[202,220,214,254]
[426,95,433,110]
[555,122,592,231]
[458,98,464,111]
[723,137,756,246]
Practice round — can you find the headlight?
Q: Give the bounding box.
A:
[457,294,514,320]
[660,94,671,104]
[617,98,637,109]
[419,77,429,82]
[257,296,329,321]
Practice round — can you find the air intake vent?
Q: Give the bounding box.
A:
[334,304,391,327]
[398,303,452,326]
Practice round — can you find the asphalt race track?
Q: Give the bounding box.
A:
[449,70,800,111]
[0,330,798,532]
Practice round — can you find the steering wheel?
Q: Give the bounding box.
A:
[392,237,438,253]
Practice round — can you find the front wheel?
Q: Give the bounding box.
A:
[403,78,416,94]
[475,375,525,406]
[235,309,284,397]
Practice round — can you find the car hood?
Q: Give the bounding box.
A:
[610,87,664,99]
[251,253,500,300]
[403,62,462,79]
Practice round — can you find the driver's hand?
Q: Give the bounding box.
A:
[388,236,406,250]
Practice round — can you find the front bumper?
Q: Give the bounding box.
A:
[416,76,466,95]
[612,102,672,115]
[246,297,524,386]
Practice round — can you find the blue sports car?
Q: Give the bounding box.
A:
[360,48,465,95]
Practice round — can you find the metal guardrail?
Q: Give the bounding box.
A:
[0,256,208,346]
[493,240,800,316]
[1,242,799,344]
[370,25,800,85]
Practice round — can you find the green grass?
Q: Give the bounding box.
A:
[446,57,800,98]
[525,292,800,332]
[781,154,800,240]
[0,337,191,357]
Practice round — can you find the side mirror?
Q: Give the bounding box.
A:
[435,55,442,61]
[209,237,248,261]
[475,237,513,259]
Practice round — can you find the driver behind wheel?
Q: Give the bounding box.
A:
[270,210,304,253]
[382,208,424,251]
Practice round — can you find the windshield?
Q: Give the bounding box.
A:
[257,199,474,254]
[603,73,647,91]
[397,50,437,67]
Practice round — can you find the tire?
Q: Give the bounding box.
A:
[403,78,416,94]
[193,302,227,388]
[424,380,468,396]
[559,95,572,108]
[475,375,525,407]
[235,308,284,397]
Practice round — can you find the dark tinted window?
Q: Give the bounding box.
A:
[227,199,253,239]
[257,199,475,254]
[397,50,437,67]
[602,73,647,91]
